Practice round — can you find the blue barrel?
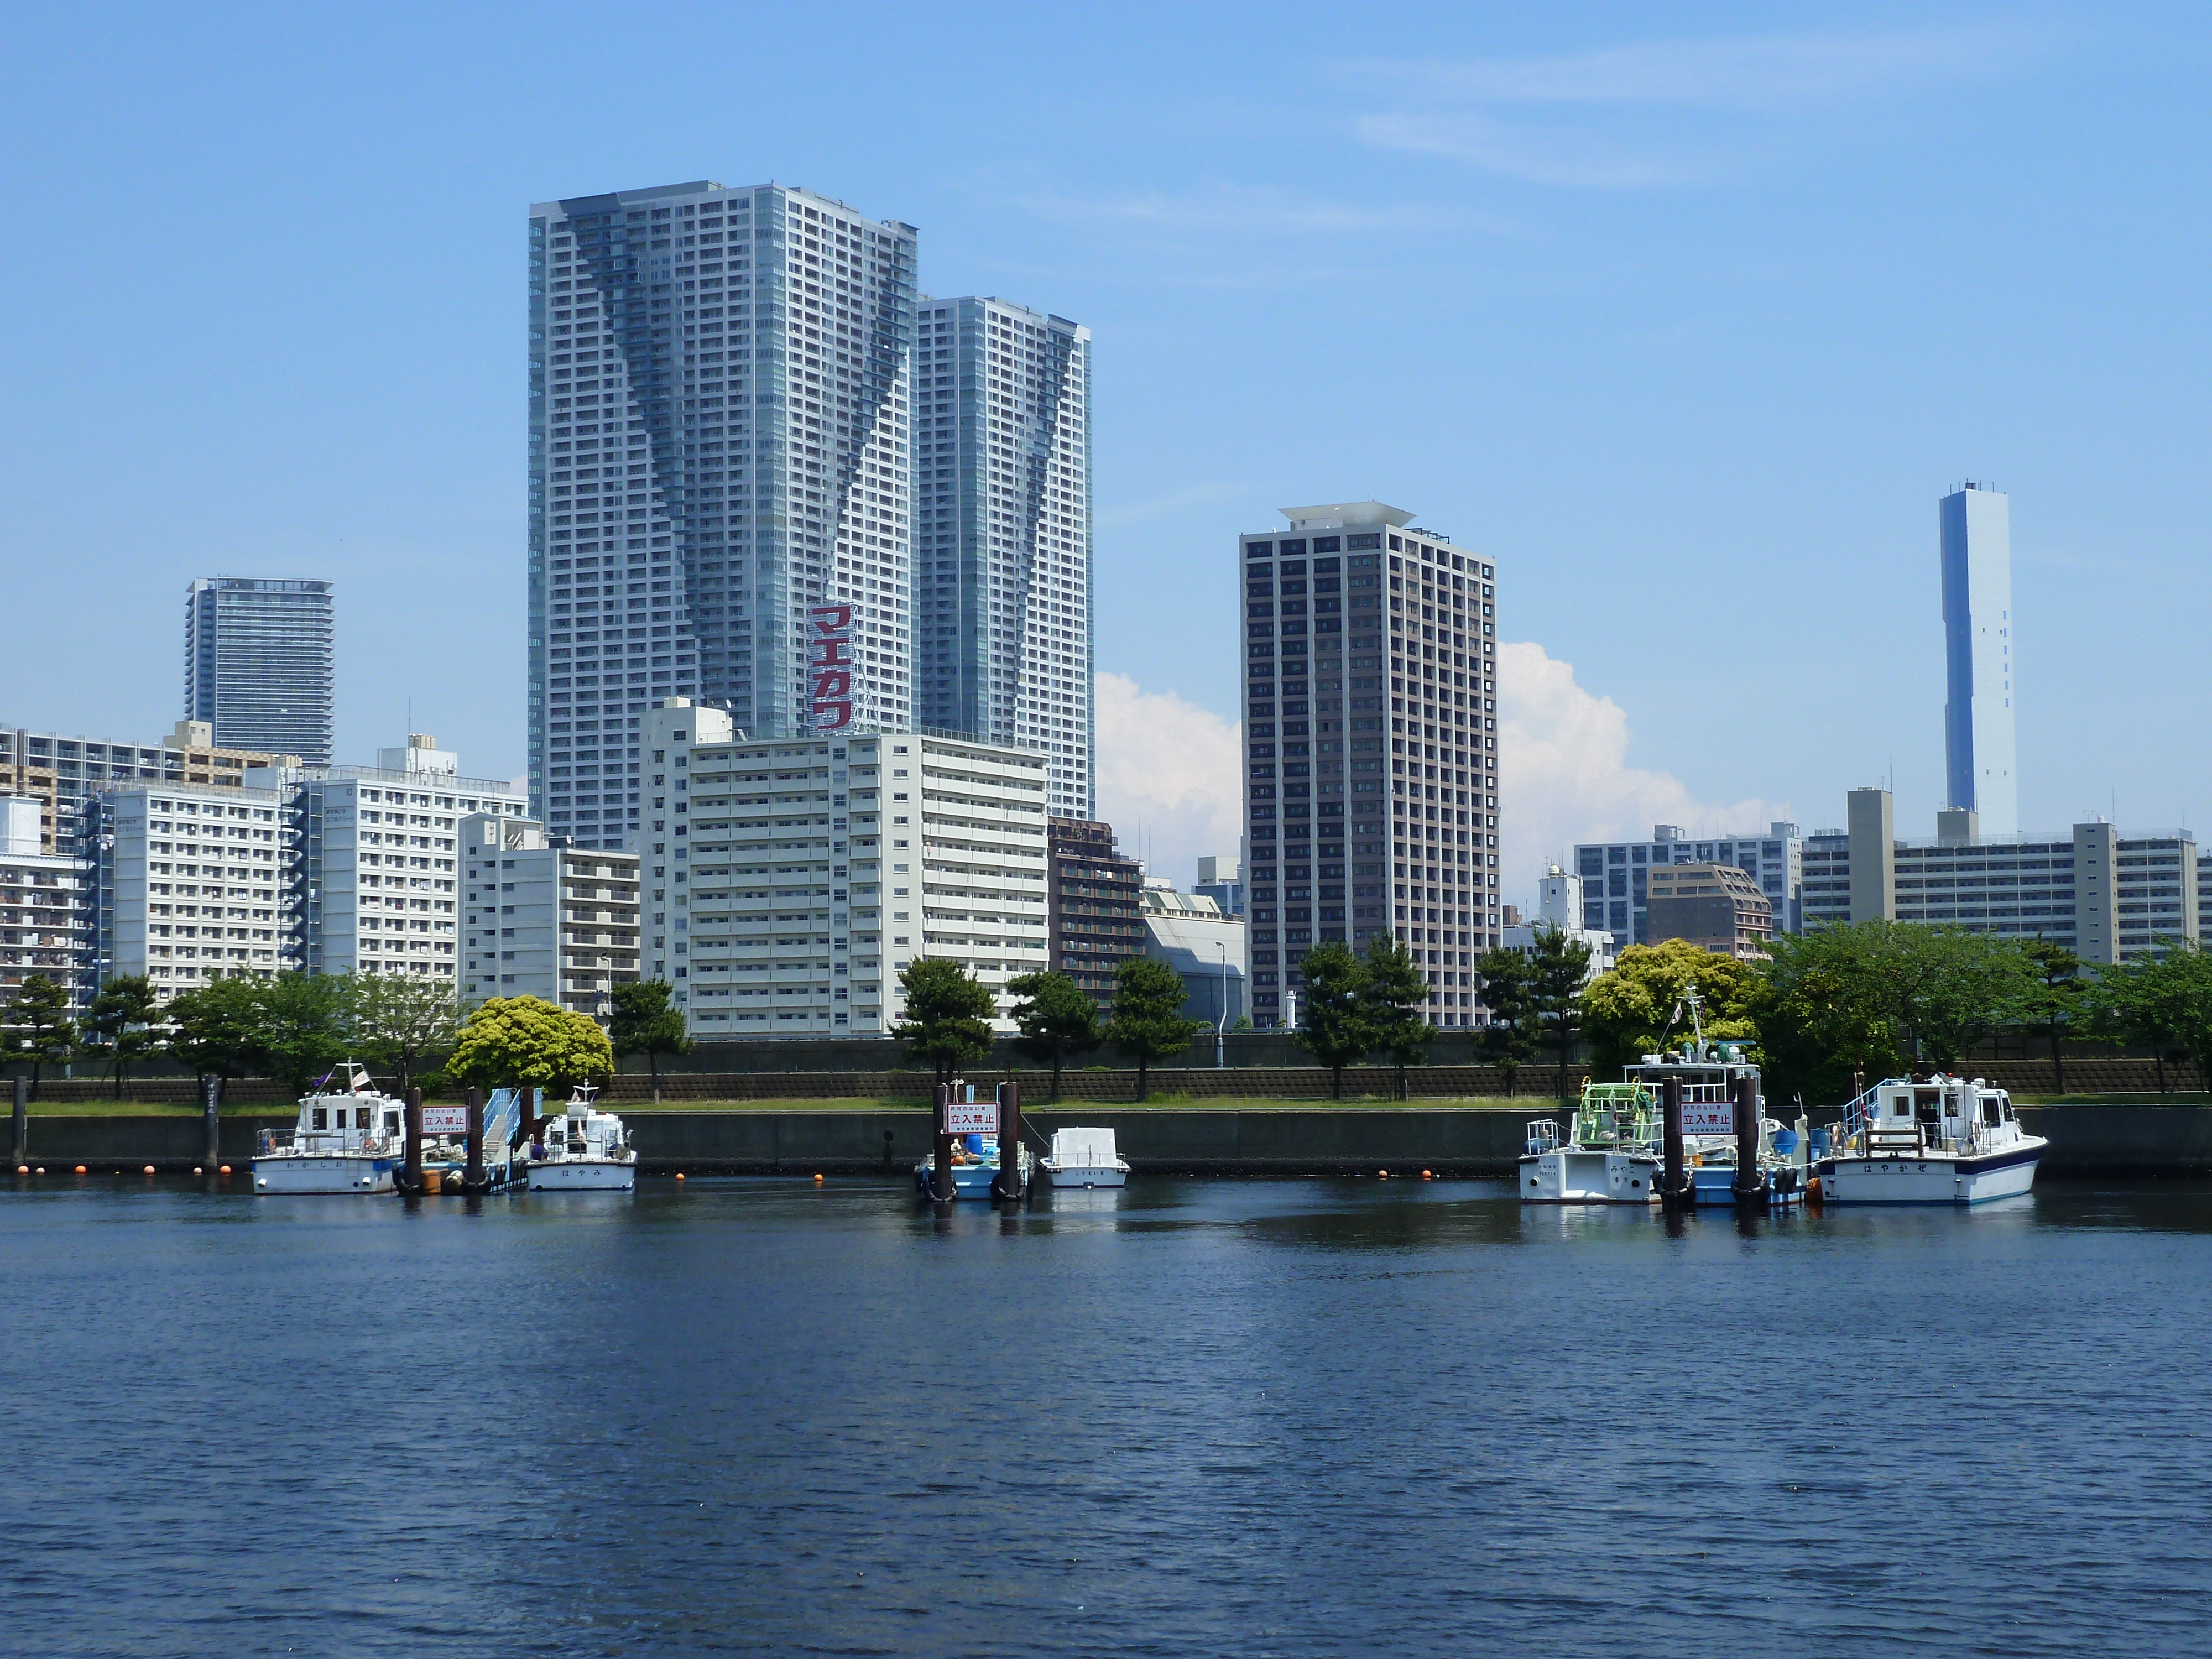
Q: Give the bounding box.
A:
[1809,1126,1831,1156]
[1772,1129,1799,1156]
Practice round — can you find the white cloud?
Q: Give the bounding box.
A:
[1497,640,1792,897]
[1097,649,1793,912]
[1349,26,2045,187]
[1093,671,1241,885]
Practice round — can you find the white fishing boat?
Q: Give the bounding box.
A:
[1519,1084,1661,1203]
[1815,1076,2044,1204]
[524,1083,635,1191]
[1039,1126,1130,1188]
[252,1062,406,1194]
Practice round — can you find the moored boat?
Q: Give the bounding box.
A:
[524,1083,635,1191]
[1039,1126,1129,1189]
[1815,1076,2044,1204]
[252,1063,405,1194]
[914,1134,1032,1199]
[1519,1083,1661,1203]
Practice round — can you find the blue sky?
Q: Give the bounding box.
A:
[4,3,2208,887]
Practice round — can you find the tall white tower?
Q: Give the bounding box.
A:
[1940,482,2017,836]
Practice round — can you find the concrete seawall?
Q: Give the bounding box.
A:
[11,1104,2212,1178]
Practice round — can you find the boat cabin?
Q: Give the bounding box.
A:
[1863,1077,2017,1153]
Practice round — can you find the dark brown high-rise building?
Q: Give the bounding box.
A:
[1048,817,1143,1004]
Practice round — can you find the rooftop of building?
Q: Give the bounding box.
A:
[1275,501,1415,531]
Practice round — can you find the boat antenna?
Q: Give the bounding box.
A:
[1684,983,1705,1057]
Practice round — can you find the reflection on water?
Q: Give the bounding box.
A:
[3,1174,2210,1657]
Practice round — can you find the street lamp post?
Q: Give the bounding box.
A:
[1215,942,1228,1068]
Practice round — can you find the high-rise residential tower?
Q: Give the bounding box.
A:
[911,298,1093,816]
[1239,503,1501,1031]
[529,181,919,848]
[184,578,335,767]
[1940,482,2017,837]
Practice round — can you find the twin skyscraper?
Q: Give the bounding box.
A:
[527,179,1093,849]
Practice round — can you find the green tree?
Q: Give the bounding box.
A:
[164,975,265,1093]
[2018,939,2084,1094]
[449,995,614,1095]
[1004,969,1102,1102]
[611,979,692,1101]
[893,958,996,1085]
[1579,940,1762,1077]
[1473,946,1539,1097]
[2083,942,2212,1095]
[1105,955,1201,1102]
[1360,935,1437,1101]
[1,973,77,1099]
[249,973,354,1094]
[1757,921,2042,1102]
[1525,925,1594,1099]
[82,974,159,1099]
[1292,940,1373,1099]
[344,971,462,1096]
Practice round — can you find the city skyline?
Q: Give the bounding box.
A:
[7,12,2212,891]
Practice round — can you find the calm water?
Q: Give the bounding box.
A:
[4,1175,2210,1657]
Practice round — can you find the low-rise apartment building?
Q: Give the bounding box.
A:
[81,780,290,1003]
[0,719,295,855]
[253,737,528,980]
[1801,789,2196,964]
[0,797,87,1010]
[458,816,640,1014]
[640,701,1050,1037]
[1048,817,1145,1005]
[1645,862,1775,958]
[1574,822,1803,943]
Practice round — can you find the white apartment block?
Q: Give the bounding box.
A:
[530,181,919,850]
[911,296,1094,816]
[640,700,1047,1036]
[458,816,641,1014]
[255,738,528,980]
[1802,789,2196,964]
[0,796,88,1011]
[1240,503,1503,1030]
[1575,822,1804,942]
[85,781,289,1004]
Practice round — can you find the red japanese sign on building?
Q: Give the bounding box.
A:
[808,604,853,731]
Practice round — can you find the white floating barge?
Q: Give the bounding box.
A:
[1039,1127,1129,1189]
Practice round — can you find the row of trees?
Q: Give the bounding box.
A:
[0,971,695,1099]
[1477,921,2212,1103]
[894,955,1205,1100]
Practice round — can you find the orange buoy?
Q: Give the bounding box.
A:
[218,1165,231,1175]
[144,1165,157,1175]
[675,1172,686,1181]
[14,1165,24,1175]
[813,1172,825,1183]
[1378,1168,1390,1179]
[1422,1169,1434,1180]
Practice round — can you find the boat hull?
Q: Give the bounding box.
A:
[528,1159,635,1191]
[1518,1148,1658,1203]
[1041,1162,1127,1189]
[913,1161,1008,1199]
[1817,1140,2043,1204]
[253,1155,400,1194]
